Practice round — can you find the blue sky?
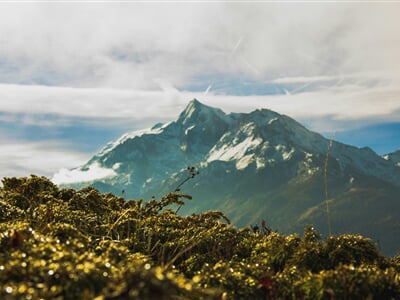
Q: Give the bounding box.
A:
[0,2,399,180]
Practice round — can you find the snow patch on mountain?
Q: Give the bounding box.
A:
[112,163,122,170]
[142,177,153,188]
[255,157,265,169]
[53,162,116,184]
[185,125,195,135]
[183,102,197,121]
[207,135,263,169]
[268,117,278,125]
[96,122,172,158]
[275,145,295,161]
[236,154,255,170]
[383,150,400,168]
[299,152,319,176]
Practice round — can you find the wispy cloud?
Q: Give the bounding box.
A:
[198,83,400,131]
[0,83,187,120]
[270,75,340,84]
[0,79,399,131]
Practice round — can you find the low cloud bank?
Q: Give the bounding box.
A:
[52,162,117,185]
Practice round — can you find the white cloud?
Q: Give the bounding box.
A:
[270,75,339,84]
[0,79,399,132]
[196,83,400,131]
[0,3,399,89]
[0,83,187,120]
[52,162,117,185]
[0,140,88,180]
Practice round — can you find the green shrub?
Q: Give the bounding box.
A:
[0,175,399,299]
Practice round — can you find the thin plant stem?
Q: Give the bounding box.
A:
[324,132,336,237]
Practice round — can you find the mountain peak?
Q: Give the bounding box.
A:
[178,99,230,126]
[181,98,213,115]
[188,98,201,106]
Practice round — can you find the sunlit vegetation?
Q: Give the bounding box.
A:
[0,175,399,299]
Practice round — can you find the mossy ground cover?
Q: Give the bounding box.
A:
[0,175,399,299]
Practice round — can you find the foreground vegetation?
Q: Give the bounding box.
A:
[0,175,399,299]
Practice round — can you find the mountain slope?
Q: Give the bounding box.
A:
[383,149,400,167]
[55,99,400,256]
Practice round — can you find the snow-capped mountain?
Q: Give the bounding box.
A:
[55,99,400,256]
